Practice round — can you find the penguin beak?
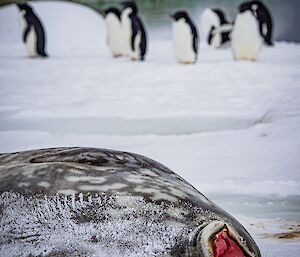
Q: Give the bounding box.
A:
[169,14,174,19]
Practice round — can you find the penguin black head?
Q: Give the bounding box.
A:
[170,10,191,22]
[238,0,264,14]
[103,7,121,19]
[211,8,229,25]
[17,3,33,13]
[120,1,138,15]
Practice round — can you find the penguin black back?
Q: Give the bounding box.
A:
[238,0,273,45]
[17,3,48,57]
[120,1,138,15]
[103,7,121,20]
[211,8,228,25]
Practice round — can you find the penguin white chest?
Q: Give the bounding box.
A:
[130,31,142,60]
[172,19,196,63]
[105,14,124,57]
[232,11,263,61]
[121,9,132,55]
[19,12,26,32]
[201,9,222,42]
[19,13,38,57]
[210,31,222,48]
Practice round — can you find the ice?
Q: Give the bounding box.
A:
[0,2,300,256]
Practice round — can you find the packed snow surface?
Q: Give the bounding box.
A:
[0,2,300,256]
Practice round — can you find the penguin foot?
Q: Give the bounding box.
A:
[113,54,123,58]
[179,61,194,65]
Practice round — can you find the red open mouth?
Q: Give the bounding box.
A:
[213,227,245,257]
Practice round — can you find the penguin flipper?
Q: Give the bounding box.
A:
[131,30,137,51]
[190,23,199,55]
[193,33,198,55]
[23,25,31,43]
[131,18,138,51]
[265,21,273,46]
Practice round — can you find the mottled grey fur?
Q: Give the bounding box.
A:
[0,147,260,257]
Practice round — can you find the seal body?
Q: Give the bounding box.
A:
[232,10,263,61]
[0,147,261,257]
[103,7,124,57]
[17,3,48,57]
[238,0,273,46]
[171,11,198,64]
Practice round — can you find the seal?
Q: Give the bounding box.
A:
[0,147,261,257]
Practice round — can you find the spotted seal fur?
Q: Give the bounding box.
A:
[0,147,261,257]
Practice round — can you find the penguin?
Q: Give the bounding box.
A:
[170,11,199,64]
[207,24,233,48]
[120,1,147,61]
[201,8,232,47]
[238,0,273,46]
[103,7,124,57]
[231,8,263,61]
[17,3,48,58]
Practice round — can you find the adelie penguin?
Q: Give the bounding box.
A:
[103,7,124,57]
[120,1,147,61]
[238,0,273,46]
[201,8,232,48]
[17,3,48,58]
[231,5,263,61]
[170,11,199,64]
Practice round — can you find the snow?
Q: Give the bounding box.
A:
[0,2,300,256]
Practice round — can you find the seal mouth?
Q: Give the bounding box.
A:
[200,221,255,257]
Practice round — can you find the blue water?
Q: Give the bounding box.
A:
[210,194,300,223]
